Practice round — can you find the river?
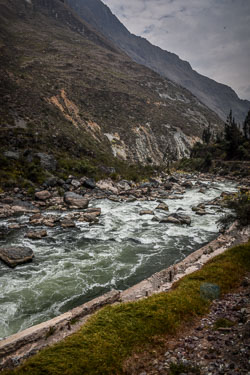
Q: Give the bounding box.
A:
[0,179,237,339]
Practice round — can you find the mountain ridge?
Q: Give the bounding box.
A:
[65,0,250,123]
[0,0,223,187]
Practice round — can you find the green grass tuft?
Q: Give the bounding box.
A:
[169,361,201,374]
[4,242,250,375]
[213,318,235,330]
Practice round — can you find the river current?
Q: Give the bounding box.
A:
[0,180,237,339]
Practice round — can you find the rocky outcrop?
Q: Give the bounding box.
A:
[0,247,34,268]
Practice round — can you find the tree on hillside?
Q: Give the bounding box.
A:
[224,109,241,158]
[243,109,250,140]
[202,122,212,144]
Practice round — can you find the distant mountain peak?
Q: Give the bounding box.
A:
[65,0,250,122]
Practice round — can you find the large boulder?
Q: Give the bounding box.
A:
[64,192,89,208]
[0,246,34,267]
[96,179,118,194]
[117,180,131,191]
[35,190,51,201]
[82,178,96,189]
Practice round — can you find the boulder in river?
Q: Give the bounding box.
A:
[60,219,76,228]
[160,213,191,225]
[64,192,89,208]
[25,230,47,239]
[195,209,207,216]
[0,246,34,268]
[156,202,169,212]
[139,210,154,216]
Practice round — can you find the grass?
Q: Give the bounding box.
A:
[169,361,201,374]
[213,318,235,330]
[4,242,250,375]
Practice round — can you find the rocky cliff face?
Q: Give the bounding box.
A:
[65,0,250,123]
[0,0,223,183]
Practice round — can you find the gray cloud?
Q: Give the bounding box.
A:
[102,0,250,100]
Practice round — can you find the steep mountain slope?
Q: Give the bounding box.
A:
[65,0,250,123]
[0,0,223,186]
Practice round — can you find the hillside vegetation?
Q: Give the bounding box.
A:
[177,109,250,176]
[0,0,223,189]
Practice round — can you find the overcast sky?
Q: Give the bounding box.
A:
[102,0,250,101]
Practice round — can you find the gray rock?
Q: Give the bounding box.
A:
[71,179,81,188]
[44,177,58,188]
[64,192,89,208]
[196,209,207,216]
[82,178,96,189]
[160,216,180,224]
[156,202,169,211]
[139,210,154,215]
[25,230,47,239]
[3,151,20,160]
[60,219,76,228]
[35,190,51,201]
[160,213,191,225]
[108,195,120,202]
[0,246,34,268]
[117,180,131,190]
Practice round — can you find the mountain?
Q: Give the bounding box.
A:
[0,0,223,186]
[65,0,250,123]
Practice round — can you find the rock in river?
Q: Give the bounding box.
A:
[139,210,154,215]
[156,202,169,211]
[64,192,89,208]
[160,213,191,225]
[25,230,47,240]
[0,246,34,268]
